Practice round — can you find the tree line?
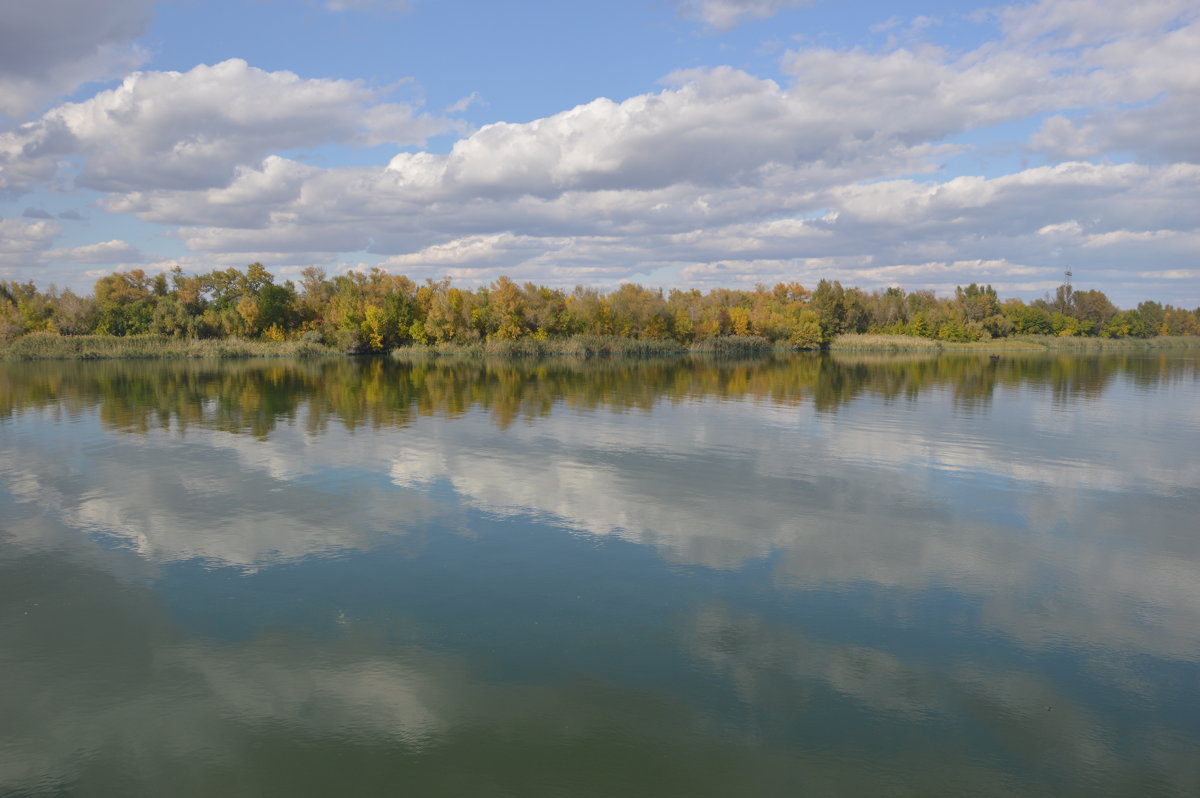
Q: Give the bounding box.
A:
[3,264,1198,350]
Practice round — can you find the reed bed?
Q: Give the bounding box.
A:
[394,334,789,358]
[940,334,1200,351]
[396,335,676,358]
[688,335,778,354]
[393,336,680,357]
[829,334,944,352]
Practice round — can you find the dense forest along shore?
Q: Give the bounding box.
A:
[3,264,1199,359]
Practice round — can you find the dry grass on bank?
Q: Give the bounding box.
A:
[393,335,685,357]
[6,331,1197,362]
[828,334,943,352]
[393,335,784,358]
[832,333,1200,352]
[0,332,338,360]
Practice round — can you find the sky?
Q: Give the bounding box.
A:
[0,0,1197,307]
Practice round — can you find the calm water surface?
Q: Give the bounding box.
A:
[1,352,1198,796]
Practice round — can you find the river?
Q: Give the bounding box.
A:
[1,351,1197,796]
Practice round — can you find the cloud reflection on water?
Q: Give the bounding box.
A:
[2,353,1198,659]
[2,352,1199,796]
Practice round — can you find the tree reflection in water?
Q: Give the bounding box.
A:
[2,351,1194,437]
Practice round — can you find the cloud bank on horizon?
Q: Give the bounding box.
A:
[0,0,1197,306]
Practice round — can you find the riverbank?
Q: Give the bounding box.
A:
[829,333,1200,352]
[5,330,1199,360]
[391,334,777,357]
[0,332,337,360]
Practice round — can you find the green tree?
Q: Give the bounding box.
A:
[1072,289,1117,330]
[94,270,157,335]
[1136,301,1164,335]
[489,276,527,340]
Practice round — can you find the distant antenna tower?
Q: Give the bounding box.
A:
[1057,265,1074,314]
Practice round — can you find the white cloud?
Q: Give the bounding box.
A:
[1000,0,1197,48]
[378,233,570,272]
[0,59,451,195]
[0,0,155,118]
[0,217,60,278]
[1138,269,1199,279]
[1029,115,1099,159]
[325,0,412,11]
[386,68,837,197]
[139,159,1196,304]
[444,92,480,114]
[111,60,966,245]
[5,1,1199,304]
[677,0,810,30]
[0,217,60,254]
[100,156,321,228]
[1026,16,1200,163]
[46,240,143,264]
[781,44,1084,139]
[1037,219,1083,236]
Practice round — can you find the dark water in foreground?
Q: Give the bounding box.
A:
[1,352,1198,797]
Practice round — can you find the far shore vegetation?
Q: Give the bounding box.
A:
[3,264,1199,359]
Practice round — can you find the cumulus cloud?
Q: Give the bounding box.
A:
[677,0,810,30]
[0,0,155,118]
[0,217,60,254]
[391,64,968,204]
[378,233,569,273]
[0,59,452,195]
[0,217,60,276]
[1025,13,1200,163]
[1029,115,1099,159]
[147,158,1198,303]
[46,240,143,264]
[97,59,971,253]
[7,0,1199,304]
[100,155,322,228]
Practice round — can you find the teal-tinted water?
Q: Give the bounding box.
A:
[1,352,1198,797]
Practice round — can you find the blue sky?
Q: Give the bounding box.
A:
[1,0,1197,306]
